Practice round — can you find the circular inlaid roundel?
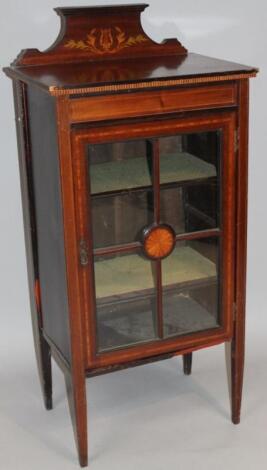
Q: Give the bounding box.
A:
[142,224,176,260]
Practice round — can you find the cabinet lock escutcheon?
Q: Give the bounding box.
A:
[79,240,89,266]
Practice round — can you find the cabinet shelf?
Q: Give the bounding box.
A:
[90,152,216,195]
[95,246,217,302]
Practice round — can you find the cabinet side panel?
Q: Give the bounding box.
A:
[27,85,71,361]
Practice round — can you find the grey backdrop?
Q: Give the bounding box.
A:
[0,1,266,469]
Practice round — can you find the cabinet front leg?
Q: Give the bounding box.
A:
[65,371,88,467]
[227,78,249,425]
[183,353,193,375]
[225,320,245,425]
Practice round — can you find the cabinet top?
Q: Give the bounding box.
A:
[3,4,258,96]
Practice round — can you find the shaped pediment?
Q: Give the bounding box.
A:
[13,4,187,66]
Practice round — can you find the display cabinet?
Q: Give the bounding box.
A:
[4,4,258,467]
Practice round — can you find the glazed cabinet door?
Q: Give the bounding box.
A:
[71,112,236,368]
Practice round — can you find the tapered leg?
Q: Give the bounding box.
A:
[183,353,193,375]
[226,79,249,425]
[231,339,244,425]
[65,371,88,467]
[225,324,245,425]
[36,333,53,410]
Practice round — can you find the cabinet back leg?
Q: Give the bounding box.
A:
[183,353,193,375]
[34,330,52,410]
[64,371,88,467]
[33,322,53,410]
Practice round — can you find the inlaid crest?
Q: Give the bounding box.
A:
[64,26,149,55]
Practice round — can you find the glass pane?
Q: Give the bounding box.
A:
[94,251,158,352]
[87,141,153,248]
[162,237,220,338]
[159,132,220,234]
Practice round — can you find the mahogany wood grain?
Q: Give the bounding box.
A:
[175,228,221,242]
[227,79,249,425]
[4,6,258,465]
[156,260,163,339]
[65,371,88,467]
[153,139,160,224]
[69,83,238,123]
[93,228,220,257]
[12,80,53,410]
[86,338,229,377]
[152,139,164,338]
[56,96,88,466]
[3,3,257,106]
[71,111,235,144]
[4,55,256,95]
[11,4,187,67]
[71,134,97,367]
[71,111,236,370]
[27,86,72,362]
[86,351,175,377]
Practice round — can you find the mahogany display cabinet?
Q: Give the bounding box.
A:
[4,4,258,467]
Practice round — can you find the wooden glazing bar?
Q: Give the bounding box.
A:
[152,140,160,223]
[94,241,141,257]
[175,228,221,242]
[156,260,163,338]
[93,228,220,257]
[152,139,164,338]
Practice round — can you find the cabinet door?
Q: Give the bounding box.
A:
[72,113,235,367]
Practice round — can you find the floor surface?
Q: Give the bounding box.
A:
[1,297,267,470]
